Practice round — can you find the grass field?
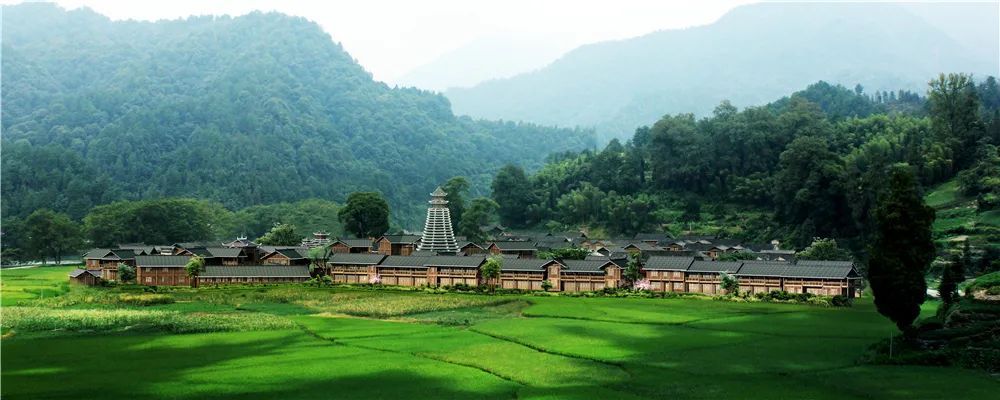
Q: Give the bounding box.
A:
[2,267,998,399]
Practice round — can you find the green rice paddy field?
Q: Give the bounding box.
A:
[2,266,998,399]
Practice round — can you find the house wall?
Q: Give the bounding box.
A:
[377,267,428,286]
[560,272,605,292]
[644,270,686,292]
[137,267,188,286]
[500,271,544,290]
[70,274,100,286]
[198,276,308,285]
[330,264,370,283]
[435,267,478,287]
[262,254,292,265]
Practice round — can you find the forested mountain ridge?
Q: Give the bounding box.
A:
[0,3,594,226]
[447,2,998,142]
[488,77,1000,262]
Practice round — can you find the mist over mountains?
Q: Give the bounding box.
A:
[445,2,999,141]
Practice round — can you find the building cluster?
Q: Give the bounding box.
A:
[70,187,860,296]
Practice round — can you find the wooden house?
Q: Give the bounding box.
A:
[260,248,310,266]
[69,269,102,286]
[198,265,310,285]
[642,256,695,292]
[499,259,561,291]
[330,238,374,254]
[487,241,538,258]
[82,248,138,281]
[780,260,860,297]
[425,256,485,287]
[375,235,421,256]
[734,261,789,294]
[328,253,385,283]
[623,242,660,256]
[559,259,620,292]
[376,255,431,286]
[684,260,741,294]
[220,237,262,263]
[135,255,193,286]
[459,242,487,256]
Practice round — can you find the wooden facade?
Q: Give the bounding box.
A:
[260,248,309,266]
[487,242,538,259]
[375,235,420,256]
[197,265,310,285]
[330,239,373,254]
[559,260,619,292]
[69,269,102,286]
[138,266,190,286]
[498,259,560,291]
[327,253,385,284]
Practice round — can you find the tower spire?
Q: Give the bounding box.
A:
[417,187,459,254]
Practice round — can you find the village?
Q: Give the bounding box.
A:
[72,188,861,297]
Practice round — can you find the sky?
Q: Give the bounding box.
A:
[36,0,757,84]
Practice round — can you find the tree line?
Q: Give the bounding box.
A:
[488,76,1000,252]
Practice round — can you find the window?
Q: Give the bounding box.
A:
[145,277,152,283]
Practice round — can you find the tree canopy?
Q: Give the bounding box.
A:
[338,192,391,238]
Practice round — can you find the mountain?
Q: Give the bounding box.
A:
[0,3,595,228]
[394,33,576,91]
[446,2,999,142]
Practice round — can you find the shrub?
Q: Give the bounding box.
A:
[541,280,553,291]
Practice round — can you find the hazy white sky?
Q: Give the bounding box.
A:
[39,0,756,83]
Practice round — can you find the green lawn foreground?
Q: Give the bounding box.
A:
[2,267,999,399]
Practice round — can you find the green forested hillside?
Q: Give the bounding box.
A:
[0,3,594,226]
[489,77,1000,267]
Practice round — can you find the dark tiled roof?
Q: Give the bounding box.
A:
[82,248,112,259]
[328,253,386,265]
[379,255,431,268]
[736,261,790,277]
[688,260,741,273]
[459,242,484,250]
[490,241,538,251]
[275,248,307,259]
[207,247,245,258]
[135,255,192,267]
[501,259,561,271]
[336,239,373,248]
[785,261,859,279]
[201,265,309,278]
[624,242,660,251]
[561,259,614,273]
[410,250,439,257]
[425,256,486,268]
[379,235,421,244]
[69,269,102,278]
[795,260,853,267]
[644,256,695,271]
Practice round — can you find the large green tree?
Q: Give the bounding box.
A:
[929,73,983,171]
[797,238,852,261]
[337,192,390,238]
[867,164,936,335]
[457,198,499,243]
[491,165,535,228]
[256,223,304,246]
[22,209,83,264]
[442,177,470,229]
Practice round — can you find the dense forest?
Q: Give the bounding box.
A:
[0,3,594,228]
[488,76,1000,261]
[447,3,998,141]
